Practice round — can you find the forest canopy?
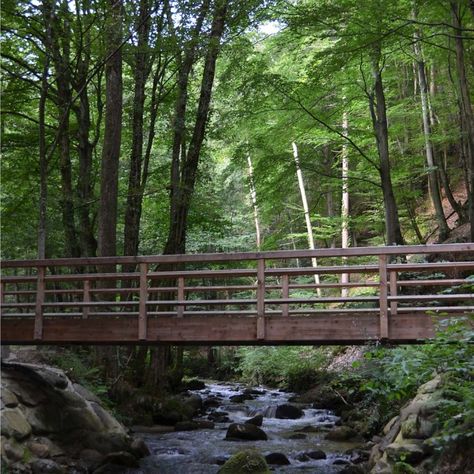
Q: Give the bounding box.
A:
[1,0,473,260]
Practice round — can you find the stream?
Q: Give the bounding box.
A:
[130,381,363,473]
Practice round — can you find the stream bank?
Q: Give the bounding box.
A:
[131,381,369,473]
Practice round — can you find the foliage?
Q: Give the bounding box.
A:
[236,346,327,388]
[49,349,110,402]
[352,318,474,442]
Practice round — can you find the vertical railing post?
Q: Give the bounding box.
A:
[177,277,185,318]
[34,266,45,341]
[256,258,265,340]
[378,255,389,340]
[0,281,4,306]
[83,280,91,319]
[281,274,289,317]
[389,270,398,317]
[138,263,148,341]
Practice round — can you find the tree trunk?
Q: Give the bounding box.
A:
[38,56,49,259]
[341,109,350,297]
[369,48,404,246]
[123,0,152,258]
[98,0,123,258]
[163,0,227,256]
[412,17,449,240]
[292,142,321,296]
[451,2,474,241]
[247,155,261,250]
[45,0,80,257]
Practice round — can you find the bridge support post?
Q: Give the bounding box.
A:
[378,255,389,340]
[256,259,265,340]
[281,274,289,317]
[138,263,148,341]
[389,271,398,316]
[82,280,91,319]
[34,266,45,341]
[177,277,185,318]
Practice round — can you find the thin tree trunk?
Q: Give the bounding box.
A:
[44,0,80,257]
[124,0,152,258]
[412,16,449,240]
[247,155,261,250]
[451,2,474,241]
[341,110,350,297]
[38,57,49,259]
[292,142,321,296]
[369,48,404,246]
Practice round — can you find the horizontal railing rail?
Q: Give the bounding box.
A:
[1,243,473,344]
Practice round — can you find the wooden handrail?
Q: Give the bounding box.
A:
[2,243,473,268]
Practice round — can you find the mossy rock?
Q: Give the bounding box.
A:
[393,461,418,474]
[218,449,270,474]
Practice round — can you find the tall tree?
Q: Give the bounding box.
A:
[163,0,229,255]
[98,0,123,258]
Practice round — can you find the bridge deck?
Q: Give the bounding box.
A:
[1,243,473,345]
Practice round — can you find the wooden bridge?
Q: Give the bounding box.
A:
[1,244,473,345]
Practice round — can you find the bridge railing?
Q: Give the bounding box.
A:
[1,243,473,343]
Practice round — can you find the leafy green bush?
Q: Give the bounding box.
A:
[237,346,327,388]
[353,317,474,444]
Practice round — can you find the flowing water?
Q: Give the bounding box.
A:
[131,382,362,473]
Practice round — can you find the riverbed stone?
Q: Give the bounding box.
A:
[73,384,102,404]
[326,426,356,441]
[218,449,270,473]
[2,388,19,408]
[306,450,327,460]
[4,439,25,462]
[245,414,263,427]
[275,404,303,419]
[103,451,139,467]
[28,440,50,458]
[79,448,105,470]
[400,414,435,440]
[30,459,66,474]
[1,408,32,440]
[225,423,268,441]
[385,440,427,465]
[130,437,150,458]
[265,452,290,465]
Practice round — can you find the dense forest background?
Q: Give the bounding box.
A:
[2,0,473,263]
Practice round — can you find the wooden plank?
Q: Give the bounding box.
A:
[82,280,91,319]
[390,271,397,317]
[256,259,265,340]
[281,275,289,316]
[34,267,45,340]
[0,312,458,344]
[177,277,185,318]
[138,263,148,340]
[379,255,389,339]
[2,242,473,268]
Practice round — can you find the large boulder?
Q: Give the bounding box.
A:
[1,361,148,473]
[218,449,270,474]
[274,404,304,419]
[225,423,268,441]
[368,375,466,473]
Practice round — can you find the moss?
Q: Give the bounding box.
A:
[218,449,270,474]
[393,462,417,474]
